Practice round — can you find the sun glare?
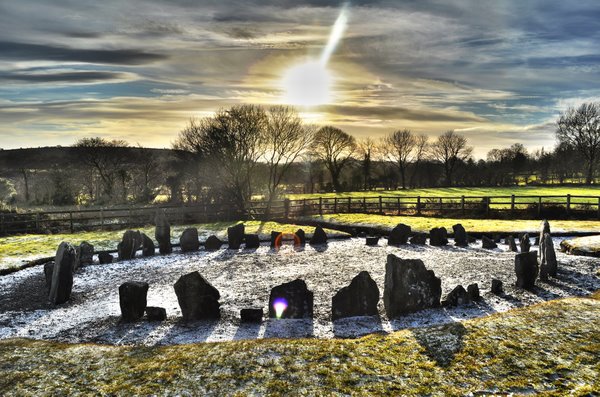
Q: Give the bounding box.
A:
[282,61,332,107]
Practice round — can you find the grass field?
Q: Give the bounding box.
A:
[1,292,598,396]
[0,220,344,271]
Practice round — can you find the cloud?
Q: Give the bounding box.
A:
[0,41,167,65]
[0,70,135,84]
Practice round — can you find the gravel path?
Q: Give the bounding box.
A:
[1,237,598,345]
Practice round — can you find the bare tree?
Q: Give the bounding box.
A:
[383,129,417,189]
[262,106,314,212]
[409,134,429,188]
[357,138,377,190]
[311,126,356,192]
[556,102,600,184]
[430,130,473,186]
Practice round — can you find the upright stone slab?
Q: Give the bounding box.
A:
[309,225,328,245]
[539,220,551,246]
[520,233,531,253]
[515,251,539,289]
[270,231,282,248]
[331,271,380,320]
[78,241,94,267]
[506,235,519,252]
[388,224,411,246]
[98,251,113,264]
[141,233,155,257]
[49,242,76,304]
[268,279,313,319]
[295,229,306,246]
[366,236,380,246]
[429,227,448,246]
[539,233,558,280]
[155,209,172,254]
[410,233,427,245]
[491,279,504,294]
[383,254,442,317]
[482,236,498,249]
[442,285,470,307]
[244,234,260,249]
[118,230,141,260]
[174,271,221,321]
[467,283,480,301]
[146,306,167,322]
[204,235,223,251]
[227,223,245,249]
[180,228,200,252]
[119,281,149,322]
[240,308,263,323]
[452,224,468,247]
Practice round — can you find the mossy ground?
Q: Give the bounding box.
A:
[306,213,600,234]
[0,220,344,270]
[1,293,598,396]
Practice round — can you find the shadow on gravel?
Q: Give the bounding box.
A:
[233,321,261,340]
[0,272,53,312]
[157,319,219,344]
[332,315,384,338]
[263,318,314,339]
[412,322,467,367]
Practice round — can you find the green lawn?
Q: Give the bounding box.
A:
[305,213,600,234]
[0,221,345,271]
[1,292,598,396]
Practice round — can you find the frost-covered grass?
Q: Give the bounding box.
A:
[306,213,600,234]
[1,292,599,396]
[0,221,345,271]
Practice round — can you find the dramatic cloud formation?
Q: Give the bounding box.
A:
[1,0,599,156]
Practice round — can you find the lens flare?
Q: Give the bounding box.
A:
[320,6,348,66]
[273,298,288,319]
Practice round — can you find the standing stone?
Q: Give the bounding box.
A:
[78,242,94,267]
[442,285,471,307]
[146,306,167,321]
[482,236,498,249]
[429,227,448,246]
[44,262,54,290]
[227,223,245,249]
[141,233,155,257]
[295,229,306,246]
[383,254,442,317]
[174,271,221,321]
[119,281,149,322]
[180,228,200,252]
[118,230,141,260]
[506,236,519,252]
[244,234,260,249]
[332,271,380,320]
[452,224,468,247]
[268,279,313,319]
[204,235,223,251]
[491,279,504,294]
[409,233,427,245]
[155,209,172,255]
[240,308,263,323]
[388,224,411,246]
[467,283,480,301]
[515,251,539,289]
[270,231,282,248]
[539,220,551,246]
[539,233,558,280]
[309,225,328,245]
[366,236,380,246]
[520,233,531,253]
[49,242,76,304]
[98,251,113,264]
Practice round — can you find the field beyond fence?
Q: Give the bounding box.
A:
[2,194,600,236]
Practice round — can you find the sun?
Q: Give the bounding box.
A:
[281,60,332,107]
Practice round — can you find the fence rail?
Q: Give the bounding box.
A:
[1,194,599,235]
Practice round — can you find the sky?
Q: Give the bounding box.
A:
[0,0,599,157]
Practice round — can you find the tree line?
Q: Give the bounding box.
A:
[1,102,599,211]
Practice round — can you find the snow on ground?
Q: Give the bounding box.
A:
[0,237,598,346]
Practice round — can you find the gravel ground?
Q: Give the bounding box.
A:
[0,237,598,346]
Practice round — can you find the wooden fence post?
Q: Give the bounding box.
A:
[537,196,542,217]
[461,196,465,215]
[566,194,571,216]
[334,197,338,213]
[416,196,421,215]
[511,195,515,214]
[69,211,74,233]
[347,197,351,213]
[486,197,490,217]
[379,196,383,214]
[439,197,443,213]
[363,197,367,213]
[597,197,600,219]
[397,197,401,214]
[319,197,323,216]
[302,199,307,214]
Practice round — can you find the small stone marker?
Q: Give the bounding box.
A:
[366,236,380,246]
[119,281,149,322]
[506,236,519,252]
[295,229,306,246]
[388,223,411,246]
[268,279,313,319]
[78,241,94,267]
[174,271,221,321]
[429,227,448,246]
[204,235,223,251]
[49,242,76,304]
[98,251,113,264]
[141,233,155,257]
[227,223,245,249]
[118,230,141,260]
[515,251,539,289]
[520,233,531,253]
[244,234,260,249]
[452,224,468,247]
[467,283,480,301]
[146,306,167,322]
[332,271,379,320]
[180,228,200,252]
[155,209,172,254]
[309,225,328,245]
[482,235,498,249]
[270,231,282,248]
[240,308,263,323]
[539,233,558,280]
[409,233,427,245]
[491,279,503,294]
[442,285,470,307]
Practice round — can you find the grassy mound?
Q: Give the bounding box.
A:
[1,293,599,396]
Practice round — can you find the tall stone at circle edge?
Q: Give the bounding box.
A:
[155,209,172,254]
[49,242,76,304]
[383,254,441,317]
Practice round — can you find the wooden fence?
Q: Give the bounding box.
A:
[1,194,600,235]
